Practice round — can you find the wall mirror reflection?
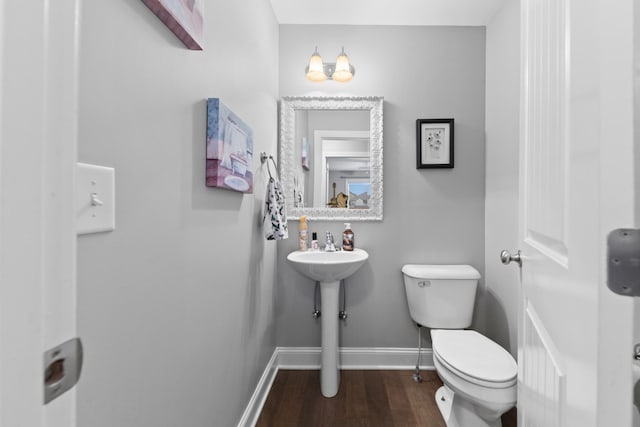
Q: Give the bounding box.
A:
[279,96,383,221]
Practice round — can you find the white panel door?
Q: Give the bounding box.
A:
[519,0,636,426]
[0,1,79,426]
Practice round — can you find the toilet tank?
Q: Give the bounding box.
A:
[401,264,480,329]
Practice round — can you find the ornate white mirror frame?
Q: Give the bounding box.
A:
[279,96,383,221]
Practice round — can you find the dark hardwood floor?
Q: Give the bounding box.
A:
[256,370,517,427]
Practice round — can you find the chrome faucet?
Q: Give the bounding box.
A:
[324,231,336,252]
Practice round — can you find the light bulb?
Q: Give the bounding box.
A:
[331,47,353,82]
[305,47,327,82]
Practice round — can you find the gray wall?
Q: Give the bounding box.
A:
[277,25,487,348]
[481,1,520,356]
[76,1,278,426]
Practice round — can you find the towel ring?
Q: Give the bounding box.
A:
[260,152,280,180]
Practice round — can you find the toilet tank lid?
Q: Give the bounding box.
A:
[401,264,481,280]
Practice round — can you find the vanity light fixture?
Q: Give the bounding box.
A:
[305,46,355,83]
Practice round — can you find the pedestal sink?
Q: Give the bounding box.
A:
[287,248,369,397]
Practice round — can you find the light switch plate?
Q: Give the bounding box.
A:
[76,163,115,234]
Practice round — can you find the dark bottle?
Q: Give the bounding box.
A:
[342,223,354,251]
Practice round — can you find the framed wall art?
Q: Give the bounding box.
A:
[206,98,254,193]
[416,118,454,169]
[141,0,204,50]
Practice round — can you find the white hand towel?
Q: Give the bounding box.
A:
[264,177,288,240]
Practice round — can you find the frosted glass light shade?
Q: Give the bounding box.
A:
[331,48,353,82]
[305,48,327,82]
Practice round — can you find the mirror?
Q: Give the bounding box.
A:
[278,96,383,221]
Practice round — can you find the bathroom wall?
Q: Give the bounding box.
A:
[277,25,487,348]
[480,0,520,355]
[76,1,278,426]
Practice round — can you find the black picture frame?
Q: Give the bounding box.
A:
[416,118,454,169]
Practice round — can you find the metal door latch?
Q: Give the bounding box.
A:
[43,337,83,404]
[607,229,640,297]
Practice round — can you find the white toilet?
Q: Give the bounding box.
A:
[401,264,517,427]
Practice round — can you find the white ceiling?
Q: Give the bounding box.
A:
[269,0,508,26]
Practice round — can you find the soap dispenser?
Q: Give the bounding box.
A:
[342,223,354,251]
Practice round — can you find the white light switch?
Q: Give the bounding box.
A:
[76,163,115,235]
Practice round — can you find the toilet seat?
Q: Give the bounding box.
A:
[432,329,517,389]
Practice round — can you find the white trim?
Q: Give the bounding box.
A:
[277,346,434,370]
[1,2,79,425]
[236,351,279,427]
[236,347,435,427]
[312,130,370,208]
[276,346,322,369]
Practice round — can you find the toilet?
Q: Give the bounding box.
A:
[401,264,517,427]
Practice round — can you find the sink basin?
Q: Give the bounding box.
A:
[286,248,369,282]
[286,248,369,398]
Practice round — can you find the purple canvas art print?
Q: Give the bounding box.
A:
[206,99,254,193]
[141,0,204,50]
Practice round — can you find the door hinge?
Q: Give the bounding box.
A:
[607,229,640,297]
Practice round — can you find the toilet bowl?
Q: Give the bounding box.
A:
[432,329,516,427]
[401,264,517,427]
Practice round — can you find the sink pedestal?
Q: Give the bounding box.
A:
[285,248,369,398]
[320,280,340,397]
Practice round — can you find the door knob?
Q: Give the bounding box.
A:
[500,249,522,266]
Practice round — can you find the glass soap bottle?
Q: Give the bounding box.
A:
[342,223,354,251]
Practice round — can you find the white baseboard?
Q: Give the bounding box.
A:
[237,347,435,427]
[236,350,279,427]
[277,346,434,370]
